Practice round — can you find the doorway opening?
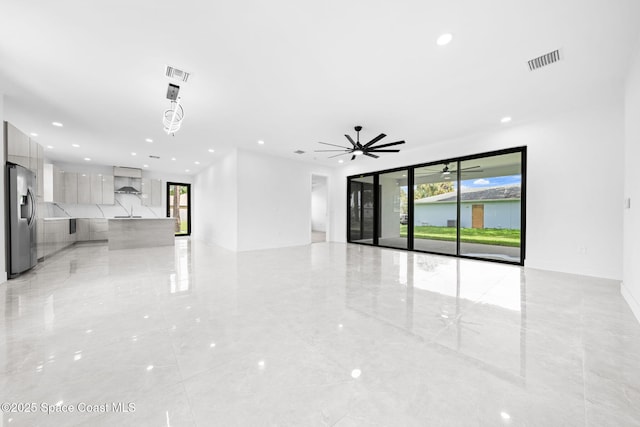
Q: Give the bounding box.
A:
[311,175,328,243]
[167,182,191,236]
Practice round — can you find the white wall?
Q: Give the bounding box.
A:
[236,150,331,251]
[193,149,332,252]
[311,176,328,232]
[193,150,239,251]
[622,40,640,322]
[0,94,6,283]
[330,100,625,280]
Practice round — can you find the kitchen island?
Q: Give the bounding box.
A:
[107,218,175,250]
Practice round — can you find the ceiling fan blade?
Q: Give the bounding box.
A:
[461,165,482,171]
[318,141,351,149]
[328,152,350,158]
[364,152,379,159]
[314,149,350,152]
[367,140,405,149]
[351,155,356,161]
[368,149,400,153]
[345,135,357,147]
[363,133,386,148]
[451,169,484,173]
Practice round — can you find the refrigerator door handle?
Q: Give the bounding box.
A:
[27,187,36,227]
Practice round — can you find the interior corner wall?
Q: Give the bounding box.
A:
[329,100,625,280]
[0,93,6,283]
[236,150,331,252]
[192,150,238,251]
[622,40,640,322]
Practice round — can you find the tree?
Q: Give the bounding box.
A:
[414,182,454,200]
[169,185,188,232]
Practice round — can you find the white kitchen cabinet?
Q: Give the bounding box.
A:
[90,174,103,204]
[37,144,44,200]
[29,138,38,174]
[77,173,91,204]
[53,165,65,203]
[141,178,150,206]
[90,219,108,240]
[64,172,78,204]
[6,122,30,168]
[76,219,90,241]
[141,178,163,206]
[151,179,162,206]
[102,175,114,204]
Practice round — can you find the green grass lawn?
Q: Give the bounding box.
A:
[400,225,520,247]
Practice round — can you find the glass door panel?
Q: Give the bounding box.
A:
[167,182,191,236]
[349,176,375,244]
[378,170,409,249]
[459,153,522,262]
[412,163,458,255]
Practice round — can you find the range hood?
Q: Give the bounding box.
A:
[115,185,141,194]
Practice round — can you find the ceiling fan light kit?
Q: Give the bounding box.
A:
[315,125,405,161]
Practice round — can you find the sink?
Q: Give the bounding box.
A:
[113,216,143,218]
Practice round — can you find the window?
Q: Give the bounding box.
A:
[346,147,526,265]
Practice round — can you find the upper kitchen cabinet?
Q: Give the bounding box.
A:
[90,174,102,204]
[77,173,91,204]
[141,178,162,206]
[5,122,30,168]
[63,172,78,204]
[102,175,114,204]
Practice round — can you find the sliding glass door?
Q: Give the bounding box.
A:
[348,175,375,244]
[346,147,526,265]
[378,170,409,249]
[413,163,458,255]
[459,152,522,262]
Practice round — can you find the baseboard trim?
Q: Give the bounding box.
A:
[621,282,640,324]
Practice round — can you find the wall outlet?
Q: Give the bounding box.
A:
[625,197,631,209]
[578,246,587,254]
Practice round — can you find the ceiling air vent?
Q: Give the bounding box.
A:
[165,65,190,82]
[294,150,305,154]
[528,49,561,71]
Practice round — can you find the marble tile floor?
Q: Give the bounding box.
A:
[1,239,639,426]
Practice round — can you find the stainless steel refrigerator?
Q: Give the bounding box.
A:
[6,163,37,278]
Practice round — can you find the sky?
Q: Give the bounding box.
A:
[459,174,521,189]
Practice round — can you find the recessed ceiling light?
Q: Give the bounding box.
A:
[185,169,190,172]
[338,159,344,163]
[145,138,153,143]
[143,164,149,168]
[257,140,265,145]
[501,116,512,123]
[72,144,80,148]
[46,145,54,149]
[436,33,453,46]
[84,158,91,161]
[171,157,176,161]
[131,152,136,156]
[30,133,38,137]
[194,161,200,165]
[52,122,63,127]
[208,149,215,153]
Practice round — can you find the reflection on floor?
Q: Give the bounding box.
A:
[1,240,639,425]
[354,237,520,262]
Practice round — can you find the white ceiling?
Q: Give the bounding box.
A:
[1,0,639,175]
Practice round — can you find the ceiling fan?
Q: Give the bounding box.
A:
[315,126,405,160]
[416,163,483,177]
